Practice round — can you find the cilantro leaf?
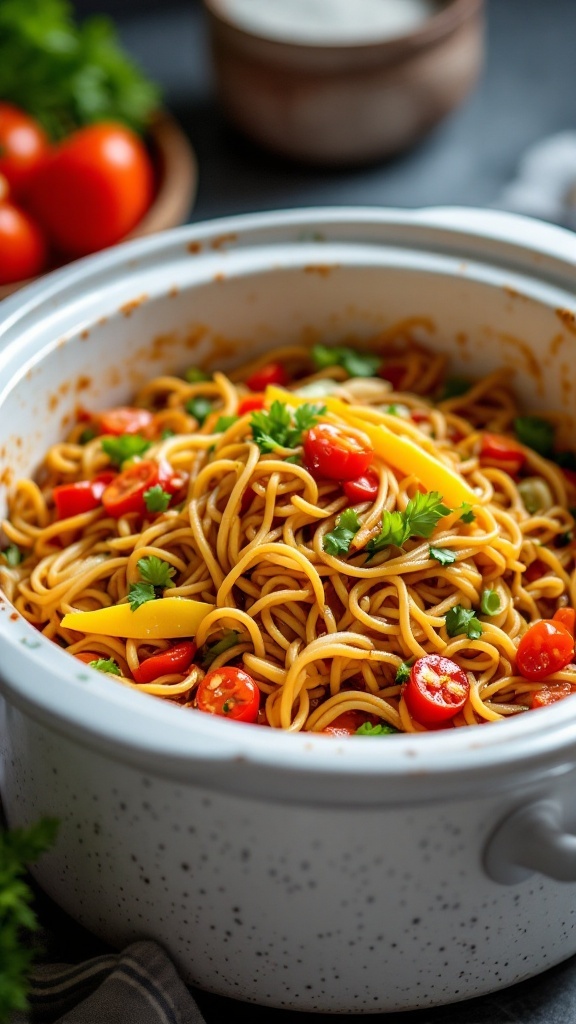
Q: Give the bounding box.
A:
[186,397,213,425]
[1,544,22,567]
[143,485,171,513]
[459,502,476,523]
[367,492,451,556]
[250,400,325,453]
[184,367,211,383]
[137,555,176,589]
[445,604,483,640]
[127,581,156,611]
[201,630,240,668]
[395,661,412,684]
[480,589,501,616]
[89,657,121,675]
[514,415,555,458]
[214,415,239,432]
[0,817,58,1019]
[323,508,361,557]
[437,377,471,401]
[311,344,382,378]
[355,721,398,735]
[429,545,456,566]
[101,433,151,467]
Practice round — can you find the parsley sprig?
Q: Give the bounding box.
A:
[429,545,456,566]
[88,657,121,675]
[144,485,171,513]
[0,818,59,1020]
[355,721,398,736]
[1,544,22,567]
[311,344,382,378]
[102,434,151,467]
[323,509,362,557]
[367,491,451,557]
[128,555,176,611]
[250,400,325,453]
[445,604,483,640]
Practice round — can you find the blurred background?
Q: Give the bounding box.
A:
[69,0,576,223]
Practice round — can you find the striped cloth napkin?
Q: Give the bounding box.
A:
[11,941,206,1024]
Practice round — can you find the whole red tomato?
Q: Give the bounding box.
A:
[26,122,154,257]
[0,201,47,285]
[0,103,49,196]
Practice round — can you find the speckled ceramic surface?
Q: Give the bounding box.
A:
[1,208,576,1011]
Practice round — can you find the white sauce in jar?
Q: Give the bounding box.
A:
[217,0,439,45]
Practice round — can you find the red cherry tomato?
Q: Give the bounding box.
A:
[531,681,573,709]
[53,471,116,518]
[403,655,470,727]
[554,607,576,636]
[304,423,374,481]
[0,103,49,196]
[238,393,266,415]
[322,710,376,736]
[101,460,159,517]
[479,433,526,476]
[196,666,260,723]
[516,619,575,680]
[343,469,379,503]
[245,363,289,392]
[26,122,154,257]
[97,407,154,436]
[0,201,47,284]
[132,641,197,684]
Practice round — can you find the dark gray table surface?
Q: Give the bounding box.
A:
[29,0,576,1020]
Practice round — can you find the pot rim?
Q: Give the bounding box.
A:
[1,204,576,792]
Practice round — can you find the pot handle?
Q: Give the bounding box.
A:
[484,799,576,885]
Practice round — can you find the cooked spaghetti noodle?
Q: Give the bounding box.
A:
[2,341,575,734]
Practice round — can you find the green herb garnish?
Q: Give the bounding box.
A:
[480,589,501,616]
[88,657,121,675]
[355,721,398,736]
[514,415,555,458]
[0,817,59,1020]
[201,631,240,668]
[459,502,476,523]
[214,415,239,433]
[0,0,159,141]
[186,397,213,425]
[184,367,211,383]
[367,491,451,556]
[445,604,483,640]
[1,544,23,567]
[127,581,157,611]
[143,485,171,513]
[137,555,176,589]
[250,400,325,453]
[161,428,175,440]
[437,377,471,401]
[323,509,361,557]
[395,661,412,684]
[429,545,457,566]
[79,428,97,445]
[311,344,382,379]
[101,433,151,467]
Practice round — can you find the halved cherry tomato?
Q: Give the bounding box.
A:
[323,710,376,736]
[403,654,470,727]
[516,619,575,681]
[133,641,197,684]
[245,363,288,392]
[102,460,159,517]
[53,471,116,519]
[343,469,379,503]
[196,666,260,723]
[531,681,573,709]
[0,103,49,195]
[97,407,154,436]
[553,607,576,636]
[26,122,154,257]
[379,364,405,390]
[238,393,266,415]
[0,200,47,284]
[304,423,374,481]
[479,433,526,476]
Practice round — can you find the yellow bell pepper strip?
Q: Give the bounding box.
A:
[265,385,477,507]
[61,597,214,639]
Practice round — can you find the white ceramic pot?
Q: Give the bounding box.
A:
[1,208,576,1013]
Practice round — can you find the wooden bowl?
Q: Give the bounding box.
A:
[0,109,198,300]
